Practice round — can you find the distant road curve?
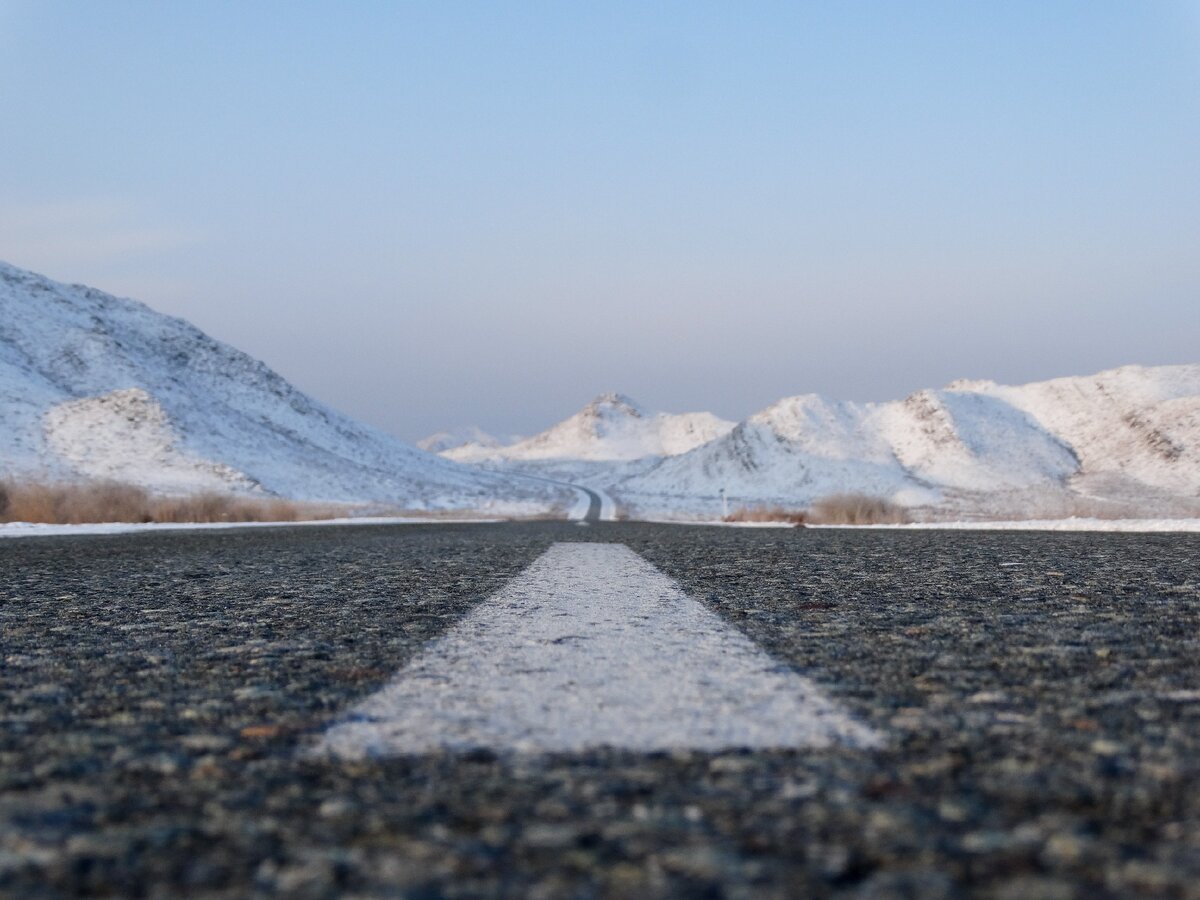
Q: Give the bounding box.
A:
[508,472,611,523]
[574,485,603,523]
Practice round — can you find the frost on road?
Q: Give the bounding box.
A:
[314,542,880,757]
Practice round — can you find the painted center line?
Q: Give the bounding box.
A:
[312,542,880,758]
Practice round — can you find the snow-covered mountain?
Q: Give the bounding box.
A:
[0,261,562,513]
[423,368,1200,520]
[444,393,735,463]
[615,365,1200,519]
[6,261,1194,522]
[962,366,1200,498]
[417,425,515,456]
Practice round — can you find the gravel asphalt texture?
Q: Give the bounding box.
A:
[2,521,1199,898]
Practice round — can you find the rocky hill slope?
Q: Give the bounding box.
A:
[614,365,1200,519]
[0,262,560,513]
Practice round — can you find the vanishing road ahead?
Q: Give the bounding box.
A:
[577,484,603,524]
[3,521,1200,896]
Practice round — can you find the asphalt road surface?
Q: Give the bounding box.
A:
[2,521,1200,897]
[579,487,603,524]
[509,474,604,523]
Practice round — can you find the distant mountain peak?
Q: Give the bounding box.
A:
[443,394,735,463]
[588,392,645,412]
[417,425,505,454]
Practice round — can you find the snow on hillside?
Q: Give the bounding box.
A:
[875,390,1079,492]
[445,393,735,463]
[612,366,1200,520]
[963,365,1200,497]
[0,261,563,512]
[43,387,260,494]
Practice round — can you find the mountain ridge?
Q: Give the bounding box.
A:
[0,261,562,513]
[4,260,1196,521]
[429,364,1200,520]
[442,392,736,463]
[614,364,1200,518]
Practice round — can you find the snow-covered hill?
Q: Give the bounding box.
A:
[964,366,1200,497]
[615,366,1200,519]
[0,261,561,513]
[445,393,735,463]
[417,425,516,456]
[422,367,1199,520]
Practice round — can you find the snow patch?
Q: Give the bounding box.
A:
[43,388,259,494]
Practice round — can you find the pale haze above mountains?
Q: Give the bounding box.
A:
[2,261,1198,522]
[4,4,1197,443]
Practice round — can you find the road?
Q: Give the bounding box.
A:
[506,470,608,522]
[576,483,603,523]
[2,522,1200,896]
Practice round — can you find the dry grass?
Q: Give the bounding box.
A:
[807,493,910,525]
[0,479,344,525]
[723,506,807,526]
[1037,495,1199,521]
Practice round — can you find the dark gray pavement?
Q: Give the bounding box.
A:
[579,487,603,524]
[2,522,1199,897]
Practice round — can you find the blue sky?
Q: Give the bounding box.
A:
[2,1,1198,439]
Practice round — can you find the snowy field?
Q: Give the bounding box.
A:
[3,515,1200,539]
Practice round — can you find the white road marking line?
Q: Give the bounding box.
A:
[312,542,880,758]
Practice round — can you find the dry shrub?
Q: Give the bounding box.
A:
[723,506,807,526]
[153,493,246,523]
[0,480,55,522]
[149,493,335,523]
[69,482,154,523]
[0,478,343,525]
[808,493,910,525]
[0,480,153,524]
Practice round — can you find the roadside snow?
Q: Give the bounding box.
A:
[5,515,1196,539]
[640,517,1200,532]
[0,516,504,539]
[853,517,1200,533]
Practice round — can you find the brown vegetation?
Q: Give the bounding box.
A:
[807,493,910,525]
[0,479,344,525]
[723,506,807,526]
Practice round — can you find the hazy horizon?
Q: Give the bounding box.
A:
[2,2,1198,440]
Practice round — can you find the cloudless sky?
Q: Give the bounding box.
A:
[1,1,1198,440]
